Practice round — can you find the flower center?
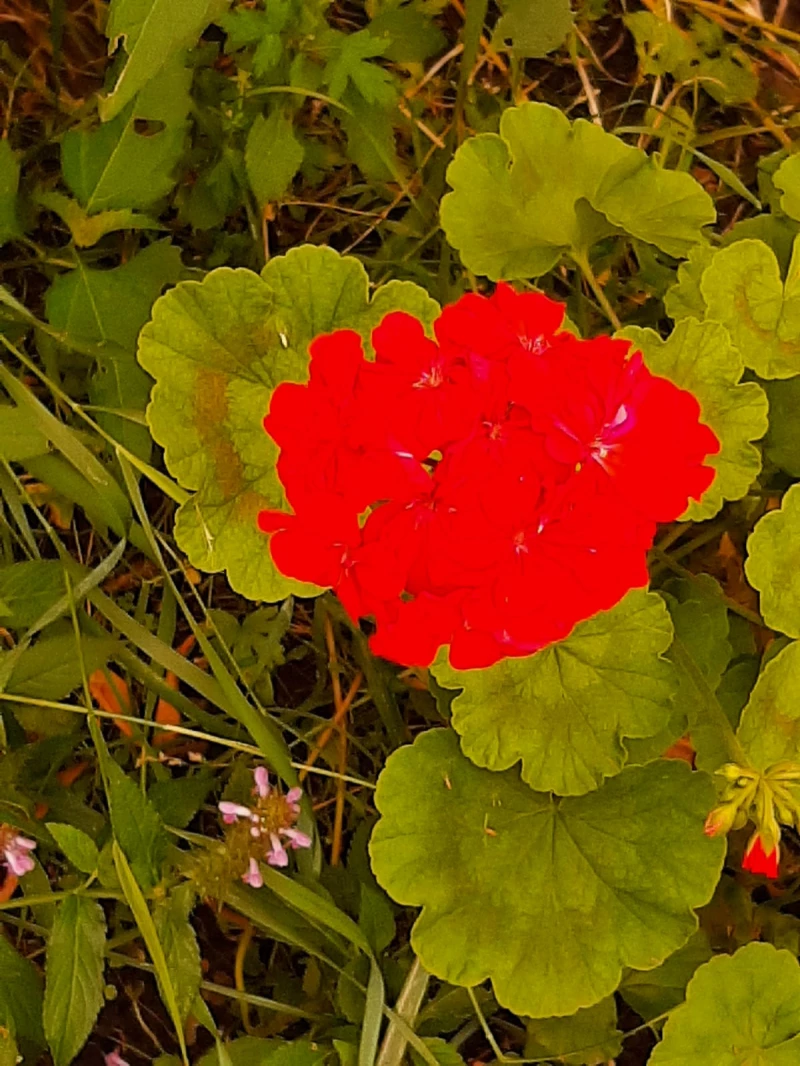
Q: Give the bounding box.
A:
[414,364,445,389]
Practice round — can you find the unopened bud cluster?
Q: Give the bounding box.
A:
[705,761,800,878]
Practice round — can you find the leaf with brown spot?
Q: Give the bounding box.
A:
[138,247,439,603]
[701,236,800,380]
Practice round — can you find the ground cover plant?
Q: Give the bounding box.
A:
[4,0,800,1063]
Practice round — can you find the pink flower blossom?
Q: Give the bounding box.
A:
[218,768,312,885]
[0,825,36,878]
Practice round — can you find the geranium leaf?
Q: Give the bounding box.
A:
[137,247,439,602]
[659,576,735,773]
[620,930,712,1023]
[369,729,724,1018]
[524,998,622,1066]
[663,243,714,322]
[736,640,800,769]
[440,102,714,279]
[745,485,800,639]
[261,244,440,356]
[774,153,800,223]
[763,377,800,476]
[649,942,800,1064]
[430,589,676,796]
[620,320,768,521]
[700,236,800,379]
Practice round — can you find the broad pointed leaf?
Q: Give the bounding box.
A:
[137,246,439,602]
[370,729,724,1018]
[0,935,45,1059]
[736,640,800,770]
[745,485,800,639]
[621,320,768,521]
[0,140,22,245]
[493,0,574,57]
[100,0,213,121]
[440,102,714,279]
[43,896,106,1066]
[701,236,800,379]
[245,111,304,207]
[66,58,192,211]
[46,241,182,461]
[650,942,800,1064]
[431,589,676,796]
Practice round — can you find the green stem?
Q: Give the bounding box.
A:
[376,957,430,1066]
[454,0,490,140]
[571,252,621,331]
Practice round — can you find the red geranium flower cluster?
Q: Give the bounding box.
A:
[258,285,719,669]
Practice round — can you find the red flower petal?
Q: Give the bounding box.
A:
[742,834,780,878]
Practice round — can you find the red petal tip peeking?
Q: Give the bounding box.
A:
[742,834,780,878]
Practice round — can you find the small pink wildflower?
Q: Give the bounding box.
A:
[0,824,36,878]
[218,767,312,885]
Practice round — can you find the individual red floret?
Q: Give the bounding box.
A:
[515,336,720,522]
[265,330,429,512]
[369,591,464,668]
[434,282,568,376]
[368,312,482,456]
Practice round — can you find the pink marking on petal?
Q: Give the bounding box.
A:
[286,787,302,805]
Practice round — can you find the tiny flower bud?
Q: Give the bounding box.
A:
[704,803,740,837]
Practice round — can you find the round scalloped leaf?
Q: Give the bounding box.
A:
[370,729,725,1019]
[763,376,800,477]
[736,641,800,770]
[138,249,440,602]
[430,589,676,797]
[440,102,715,279]
[620,320,768,521]
[262,244,440,356]
[663,244,714,323]
[745,485,800,639]
[650,942,800,1065]
[775,153,800,223]
[700,236,800,380]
